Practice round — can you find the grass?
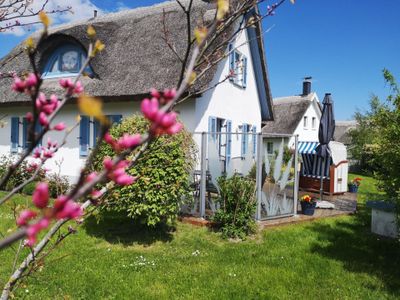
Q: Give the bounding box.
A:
[0,174,399,299]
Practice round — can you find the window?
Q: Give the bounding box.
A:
[228,44,247,88]
[208,116,227,158]
[43,44,93,79]
[303,116,308,129]
[267,142,273,154]
[80,115,122,156]
[208,117,233,172]
[22,118,42,149]
[251,126,257,158]
[312,117,316,129]
[241,123,251,158]
[10,117,20,153]
[93,115,123,146]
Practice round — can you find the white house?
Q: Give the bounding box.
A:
[262,79,322,155]
[0,0,273,181]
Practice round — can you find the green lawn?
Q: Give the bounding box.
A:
[0,174,399,299]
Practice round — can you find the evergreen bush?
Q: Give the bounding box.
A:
[91,115,196,226]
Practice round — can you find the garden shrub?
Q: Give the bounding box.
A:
[22,181,38,195]
[247,162,267,186]
[91,114,196,226]
[0,155,45,191]
[213,174,257,239]
[45,173,70,198]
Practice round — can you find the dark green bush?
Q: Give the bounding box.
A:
[91,114,196,226]
[213,174,257,239]
[0,155,45,191]
[22,181,38,195]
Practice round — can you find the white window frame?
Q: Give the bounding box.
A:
[229,46,247,89]
[267,142,274,154]
[303,116,308,129]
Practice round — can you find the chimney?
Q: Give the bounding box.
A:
[302,76,312,95]
[94,10,98,18]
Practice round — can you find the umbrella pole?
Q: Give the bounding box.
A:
[319,157,324,201]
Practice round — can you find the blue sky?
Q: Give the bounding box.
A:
[1,0,399,120]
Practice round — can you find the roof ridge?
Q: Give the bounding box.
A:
[48,0,205,35]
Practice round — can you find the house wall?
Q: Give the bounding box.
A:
[0,23,263,182]
[193,25,262,163]
[288,99,321,147]
[262,97,321,156]
[0,101,195,182]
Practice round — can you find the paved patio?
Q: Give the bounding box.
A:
[258,191,358,228]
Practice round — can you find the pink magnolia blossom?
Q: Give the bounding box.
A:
[39,112,49,127]
[115,174,136,186]
[53,122,66,131]
[59,78,74,89]
[150,88,160,99]
[74,81,84,94]
[141,97,159,121]
[163,88,176,101]
[85,172,98,183]
[103,157,113,170]
[54,195,69,211]
[26,112,33,122]
[159,112,177,128]
[141,89,183,136]
[91,189,103,198]
[117,133,141,149]
[26,218,50,247]
[11,77,26,93]
[166,122,183,135]
[55,200,82,220]
[16,210,38,226]
[33,147,42,159]
[36,93,46,110]
[25,73,38,88]
[32,182,49,209]
[104,132,115,145]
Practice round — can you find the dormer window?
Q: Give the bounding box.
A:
[42,44,93,79]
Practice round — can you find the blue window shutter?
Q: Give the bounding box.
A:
[229,44,234,82]
[252,125,257,157]
[22,118,28,149]
[93,119,100,146]
[208,116,217,141]
[35,121,42,146]
[243,56,248,88]
[110,114,122,124]
[79,116,90,156]
[241,124,248,158]
[11,117,19,153]
[226,120,232,164]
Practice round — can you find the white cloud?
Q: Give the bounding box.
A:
[0,0,104,37]
[115,1,131,12]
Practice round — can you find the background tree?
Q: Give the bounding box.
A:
[371,69,400,205]
[348,96,381,174]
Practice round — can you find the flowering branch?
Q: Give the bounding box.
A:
[0,0,72,32]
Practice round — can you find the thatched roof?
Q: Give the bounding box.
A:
[334,120,357,144]
[262,93,317,135]
[0,0,273,121]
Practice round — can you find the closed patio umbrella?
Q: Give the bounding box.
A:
[315,93,335,201]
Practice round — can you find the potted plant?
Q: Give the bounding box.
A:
[300,194,317,216]
[348,177,362,193]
